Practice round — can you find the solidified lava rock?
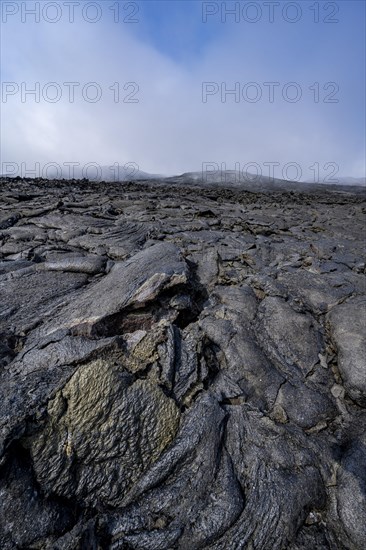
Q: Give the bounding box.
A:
[0,177,365,549]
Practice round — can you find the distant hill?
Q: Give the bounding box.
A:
[161,170,366,194]
[305,177,366,187]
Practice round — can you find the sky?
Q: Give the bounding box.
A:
[1,0,365,181]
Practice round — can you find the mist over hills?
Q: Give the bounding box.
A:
[3,166,365,191]
[167,169,366,185]
[35,164,162,182]
[307,176,366,186]
[166,171,366,194]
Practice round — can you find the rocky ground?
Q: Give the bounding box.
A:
[0,177,365,550]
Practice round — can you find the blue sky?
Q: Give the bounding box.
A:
[136,1,364,66]
[1,0,365,179]
[131,1,223,62]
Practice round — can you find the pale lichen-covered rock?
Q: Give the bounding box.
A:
[28,358,180,508]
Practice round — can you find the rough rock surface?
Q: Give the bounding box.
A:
[0,177,365,549]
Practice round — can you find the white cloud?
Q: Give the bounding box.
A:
[1,7,365,181]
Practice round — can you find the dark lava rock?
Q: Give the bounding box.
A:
[0,177,365,549]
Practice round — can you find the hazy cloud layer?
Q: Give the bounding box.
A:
[1,1,365,181]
